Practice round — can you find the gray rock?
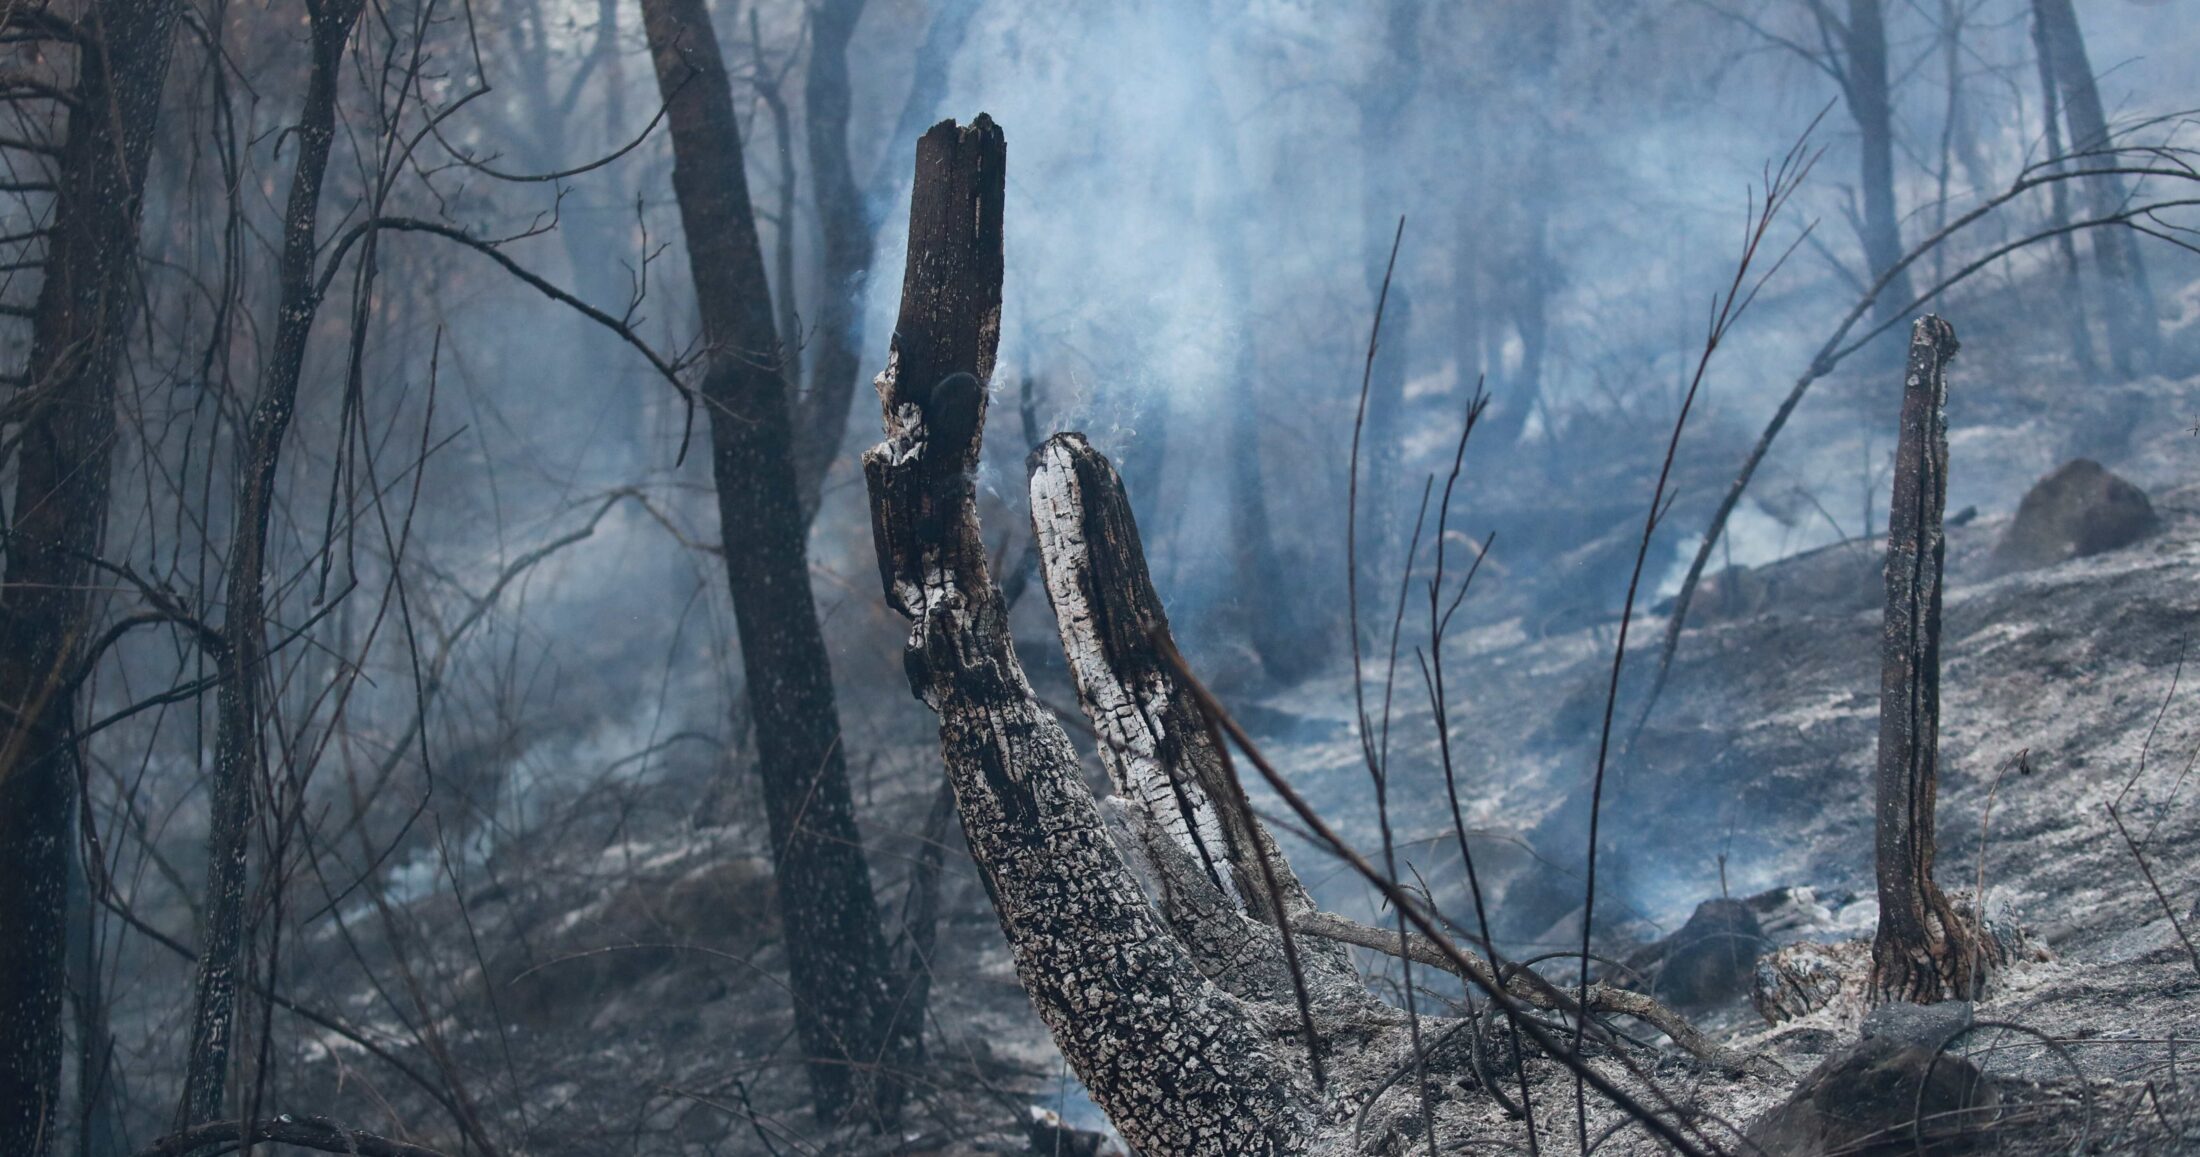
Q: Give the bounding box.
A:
[1745,1030,2000,1156]
[1989,459,2159,574]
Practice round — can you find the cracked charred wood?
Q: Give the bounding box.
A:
[0,1,181,1151]
[866,114,1756,1155]
[642,0,912,1122]
[1869,316,1987,1005]
[865,116,1316,1154]
[1028,433,1340,941]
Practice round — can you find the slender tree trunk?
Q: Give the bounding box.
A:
[176,0,366,1130]
[1354,0,1424,596]
[1505,152,1553,453]
[1842,0,1915,331]
[1476,0,1561,452]
[640,0,910,1122]
[2033,0,2160,375]
[0,3,180,1152]
[792,0,871,529]
[1868,316,1985,1005]
[2031,14,2100,381]
[749,13,802,391]
[1187,1,1305,682]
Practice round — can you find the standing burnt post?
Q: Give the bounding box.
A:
[1870,315,1987,1004]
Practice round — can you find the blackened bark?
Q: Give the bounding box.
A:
[0,3,180,1152]
[1868,316,1984,1005]
[640,0,910,1122]
[865,117,1315,1155]
[2032,0,2160,375]
[1840,0,1915,331]
[177,0,366,1129]
[792,0,870,528]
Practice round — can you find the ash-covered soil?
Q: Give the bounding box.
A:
[1226,368,2200,1153]
[215,366,2200,1156]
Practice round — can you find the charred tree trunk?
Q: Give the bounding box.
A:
[2032,0,2161,375]
[792,0,871,529]
[177,0,366,1129]
[1840,0,1915,332]
[641,0,911,1122]
[1469,0,1561,453]
[1031,433,1352,961]
[865,114,1740,1157]
[1869,316,1985,1005]
[867,116,1317,1155]
[0,3,181,1152]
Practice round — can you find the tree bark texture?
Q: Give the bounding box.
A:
[1029,434,1343,952]
[864,116,1324,1155]
[863,113,1744,1156]
[67,839,123,1157]
[0,3,181,1152]
[2032,0,2160,375]
[641,0,911,1121]
[177,0,366,1129]
[1868,315,1984,1005]
[1841,0,1916,331]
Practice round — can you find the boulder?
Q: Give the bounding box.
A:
[1745,1009,2001,1156]
[1989,459,2159,575]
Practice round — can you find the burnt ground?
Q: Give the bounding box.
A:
[1222,365,2200,1153]
[123,359,2200,1156]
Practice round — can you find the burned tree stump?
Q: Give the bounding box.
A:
[863,116,1318,1155]
[864,114,1758,1155]
[1870,315,1988,1005]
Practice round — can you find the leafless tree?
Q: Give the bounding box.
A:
[174,0,369,1129]
[0,2,183,1151]
[640,0,916,1123]
[2032,0,2163,374]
